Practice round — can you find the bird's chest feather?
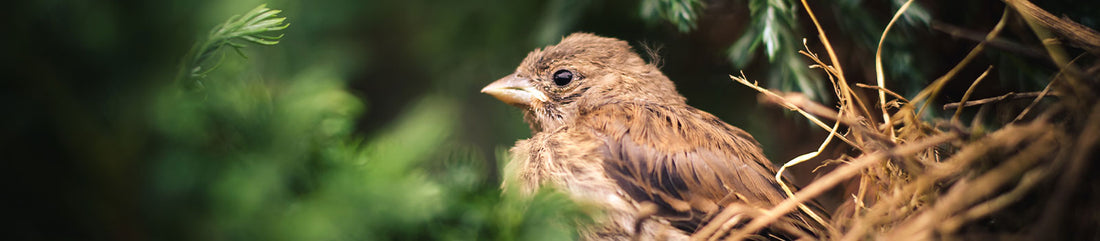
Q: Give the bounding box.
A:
[505,127,632,208]
[505,125,693,240]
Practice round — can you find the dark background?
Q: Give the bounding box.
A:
[3,0,1096,240]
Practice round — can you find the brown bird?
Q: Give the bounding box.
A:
[482,33,828,240]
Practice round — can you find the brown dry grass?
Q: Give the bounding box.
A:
[707,0,1100,240]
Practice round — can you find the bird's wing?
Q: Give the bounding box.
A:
[582,102,821,235]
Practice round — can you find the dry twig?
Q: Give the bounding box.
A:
[942,91,1053,110]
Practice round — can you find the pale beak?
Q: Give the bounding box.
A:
[481,73,548,107]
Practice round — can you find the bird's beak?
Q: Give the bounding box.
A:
[481,73,548,107]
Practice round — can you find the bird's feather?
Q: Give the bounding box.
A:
[582,102,824,237]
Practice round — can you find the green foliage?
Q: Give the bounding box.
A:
[144,4,588,240]
[641,0,933,100]
[639,0,827,99]
[178,4,289,86]
[640,0,704,32]
[728,0,826,99]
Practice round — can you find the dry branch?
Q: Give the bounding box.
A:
[942,91,1053,110]
[931,21,1048,59]
[727,133,960,240]
[716,1,1100,240]
[1005,0,1100,55]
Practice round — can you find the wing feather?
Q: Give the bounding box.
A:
[583,102,824,237]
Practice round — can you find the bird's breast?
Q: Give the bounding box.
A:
[507,129,616,197]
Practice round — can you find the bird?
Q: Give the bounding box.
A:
[481,33,829,241]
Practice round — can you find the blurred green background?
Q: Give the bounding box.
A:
[4,0,1095,240]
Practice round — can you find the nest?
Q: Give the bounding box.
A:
[702,0,1100,240]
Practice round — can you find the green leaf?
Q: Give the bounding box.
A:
[176,4,290,85]
[728,29,762,68]
[639,0,704,32]
[241,35,280,45]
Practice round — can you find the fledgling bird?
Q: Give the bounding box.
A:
[482,33,828,240]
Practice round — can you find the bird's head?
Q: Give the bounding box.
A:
[482,33,685,132]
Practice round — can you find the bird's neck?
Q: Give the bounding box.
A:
[523,101,576,133]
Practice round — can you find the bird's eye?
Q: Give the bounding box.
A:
[552,69,573,86]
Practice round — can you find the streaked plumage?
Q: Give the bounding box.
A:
[483,33,827,240]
